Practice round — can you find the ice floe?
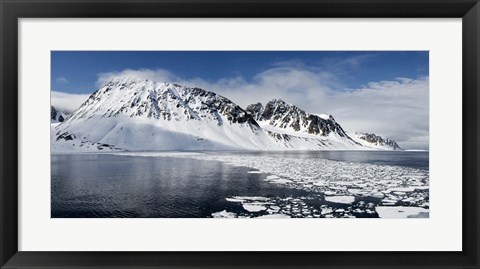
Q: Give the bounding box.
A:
[211,210,237,218]
[115,152,429,218]
[325,195,355,204]
[375,206,429,218]
[255,214,291,219]
[243,204,267,212]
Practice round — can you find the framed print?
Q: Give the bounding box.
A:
[1,0,479,268]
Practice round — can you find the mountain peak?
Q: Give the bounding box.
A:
[105,76,150,86]
[246,99,352,139]
[66,80,260,129]
[352,132,402,150]
[268,98,286,104]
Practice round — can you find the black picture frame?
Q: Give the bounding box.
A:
[1,0,479,268]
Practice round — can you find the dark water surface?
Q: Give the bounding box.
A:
[51,151,428,218]
[224,150,429,169]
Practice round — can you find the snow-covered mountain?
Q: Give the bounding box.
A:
[51,106,69,123]
[246,100,358,144]
[52,78,401,152]
[53,78,276,151]
[349,132,402,150]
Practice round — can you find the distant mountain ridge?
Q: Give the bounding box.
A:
[350,132,402,150]
[51,78,401,152]
[246,99,355,140]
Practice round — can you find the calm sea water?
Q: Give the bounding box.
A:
[51,151,428,218]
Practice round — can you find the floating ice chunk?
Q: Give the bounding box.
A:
[267,205,281,214]
[234,196,270,201]
[375,206,429,218]
[321,207,333,215]
[264,175,293,184]
[270,205,281,211]
[368,192,385,199]
[389,186,429,192]
[255,214,291,219]
[267,208,280,214]
[226,197,245,203]
[270,178,293,184]
[243,204,267,212]
[325,196,355,204]
[211,210,237,218]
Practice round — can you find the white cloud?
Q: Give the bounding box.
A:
[96,67,337,109]
[95,68,429,149]
[56,77,69,84]
[51,91,90,113]
[323,77,429,150]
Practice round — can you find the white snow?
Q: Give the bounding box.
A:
[264,175,293,184]
[242,204,267,212]
[375,206,429,218]
[316,113,331,120]
[254,214,291,219]
[211,210,237,218]
[51,124,121,153]
[226,196,271,202]
[325,196,355,204]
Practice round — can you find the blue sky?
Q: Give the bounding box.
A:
[51,51,429,149]
[51,51,428,94]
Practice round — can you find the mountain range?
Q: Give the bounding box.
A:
[51,77,402,152]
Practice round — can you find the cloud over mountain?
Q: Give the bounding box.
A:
[51,91,90,114]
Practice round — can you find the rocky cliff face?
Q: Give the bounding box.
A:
[67,78,260,130]
[246,99,355,141]
[51,106,68,123]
